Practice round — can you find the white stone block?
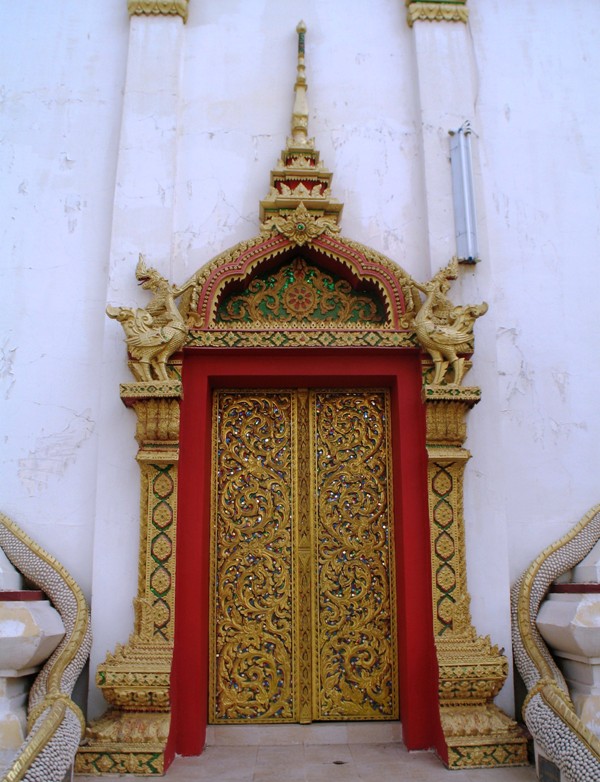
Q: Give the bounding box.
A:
[0,600,65,674]
[537,591,600,738]
[537,593,600,659]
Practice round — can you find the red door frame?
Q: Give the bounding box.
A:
[172,347,441,757]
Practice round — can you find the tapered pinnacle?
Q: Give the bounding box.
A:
[291,21,309,146]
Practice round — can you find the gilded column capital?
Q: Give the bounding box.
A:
[120,380,182,460]
[423,384,481,446]
[406,1,469,27]
[127,0,189,22]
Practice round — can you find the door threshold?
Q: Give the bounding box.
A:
[206,721,402,746]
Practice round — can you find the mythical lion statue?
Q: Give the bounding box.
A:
[413,258,488,386]
[107,256,193,382]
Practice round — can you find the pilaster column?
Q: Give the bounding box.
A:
[423,384,527,768]
[78,0,188,775]
[404,0,476,271]
[77,380,182,775]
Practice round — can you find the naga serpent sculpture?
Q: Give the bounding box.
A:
[0,512,91,782]
[511,503,600,782]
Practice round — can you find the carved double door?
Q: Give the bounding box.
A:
[210,388,398,723]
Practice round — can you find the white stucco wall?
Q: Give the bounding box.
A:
[1,0,600,727]
[471,0,600,574]
[0,1,127,591]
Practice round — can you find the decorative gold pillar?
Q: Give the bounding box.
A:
[423,384,528,768]
[76,379,181,776]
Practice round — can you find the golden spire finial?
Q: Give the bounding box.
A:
[291,21,310,146]
[259,22,343,227]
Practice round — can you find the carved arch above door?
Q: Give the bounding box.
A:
[180,223,421,346]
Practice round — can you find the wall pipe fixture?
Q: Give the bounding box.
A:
[449,122,479,264]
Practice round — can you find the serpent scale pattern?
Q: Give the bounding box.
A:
[0,512,91,782]
[511,503,600,781]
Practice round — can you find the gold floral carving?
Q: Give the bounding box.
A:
[210,389,397,724]
[406,1,469,27]
[127,0,188,22]
[210,391,296,723]
[312,390,397,720]
[261,202,340,246]
[216,257,384,326]
[296,389,312,723]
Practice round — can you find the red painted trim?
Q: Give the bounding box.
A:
[194,234,409,329]
[0,590,45,601]
[552,583,600,593]
[172,348,441,757]
[312,234,408,327]
[196,234,291,325]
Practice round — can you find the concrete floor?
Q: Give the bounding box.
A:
[75,723,539,781]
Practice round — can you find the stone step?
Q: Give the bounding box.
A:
[206,720,402,746]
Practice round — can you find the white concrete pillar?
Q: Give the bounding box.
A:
[406,7,477,272]
[403,1,514,718]
[88,8,186,718]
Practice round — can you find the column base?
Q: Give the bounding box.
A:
[436,633,529,768]
[441,703,529,768]
[75,710,170,776]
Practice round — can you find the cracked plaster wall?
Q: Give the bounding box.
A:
[467,0,600,585]
[0,0,128,596]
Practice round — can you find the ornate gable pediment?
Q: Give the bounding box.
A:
[181,230,420,348]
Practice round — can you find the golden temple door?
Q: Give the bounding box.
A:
[209,388,398,724]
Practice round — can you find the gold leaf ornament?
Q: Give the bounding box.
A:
[262,203,339,246]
